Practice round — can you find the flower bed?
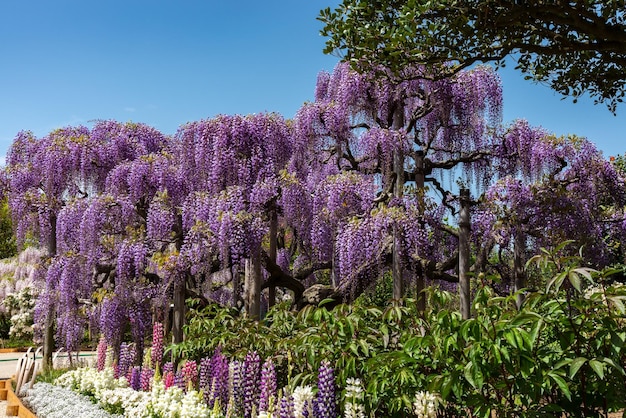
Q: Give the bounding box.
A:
[20,362,436,418]
[22,382,120,418]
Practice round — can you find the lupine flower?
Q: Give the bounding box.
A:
[140,367,154,391]
[151,322,164,368]
[292,386,314,418]
[163,371,175,389]
[181,360,198,389]
[279,392,295,418]
[96,337,107,372]
[163,361,174,375]
[243,351,261,418]
[316,360,337,418]
[259,358,277,412]
[174,371,186,391]
[118,342,134,380]
[343,378,365,418]
[229,360,244,416]
[130,366,141,391]
[199,357,211,390]
[413,391,440,418]
[210,351,230,410]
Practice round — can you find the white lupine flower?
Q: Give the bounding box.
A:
[344,378,366,418]
[292,385,314,418]
[413,391,440,418]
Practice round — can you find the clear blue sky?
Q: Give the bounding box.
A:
[1,1,624,163]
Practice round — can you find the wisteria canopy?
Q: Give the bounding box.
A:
[3,63,625,356]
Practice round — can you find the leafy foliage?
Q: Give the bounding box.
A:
[175,251,626,416]
[320,0,626,112]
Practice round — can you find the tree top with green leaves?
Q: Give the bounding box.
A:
[319,0,626,112]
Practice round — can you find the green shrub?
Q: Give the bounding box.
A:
[172,248,626,417]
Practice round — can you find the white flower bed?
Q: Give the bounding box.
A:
[32,367,218,418]
[22,382,122,418]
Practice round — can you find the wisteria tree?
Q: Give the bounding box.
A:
[473,126,626,304]
[4,64,625,363]
[284,62,504,314]
[4,121,166,368]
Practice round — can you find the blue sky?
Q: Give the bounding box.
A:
[1,0,624,163]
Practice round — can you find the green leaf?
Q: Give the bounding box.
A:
[547,271,567,293]
[568,270,582,293]
[589,359,605,379]
[569,357,587,378]
[548,372,571,401]
[601,357,626,376]
[464,361,477,389]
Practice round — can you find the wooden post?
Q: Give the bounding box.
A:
[459,188,471,320]
[171,278,185,347]
[244,249,262,320]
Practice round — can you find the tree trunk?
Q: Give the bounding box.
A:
[392,105,405,301]
[42,214,57,372]
[459,188,471,320]
[414,150,426,312]
[232,264,240,308]
[268,210,278,307]
[513,231,527,309]
[244,249,262,320]
[171,278,185,347]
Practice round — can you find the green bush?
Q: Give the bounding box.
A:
[172,250,626,417]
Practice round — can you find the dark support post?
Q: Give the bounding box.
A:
[459,188,471,320]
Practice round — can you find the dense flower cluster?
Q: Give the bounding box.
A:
[413,391,441,418]
[43,346,388,418]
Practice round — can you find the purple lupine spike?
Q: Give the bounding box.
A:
[316,360,337,418]
[174,371,186,391]
[130,366,141,391]
[243,351,261,418]
[118,342,133,380]
[199,357,211,390]
[259,358,277,412]
[279,393,295,418]
[230,360,244,417]
[163,361,174,375]
[96,337,107,372]
[212,352,230,410]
